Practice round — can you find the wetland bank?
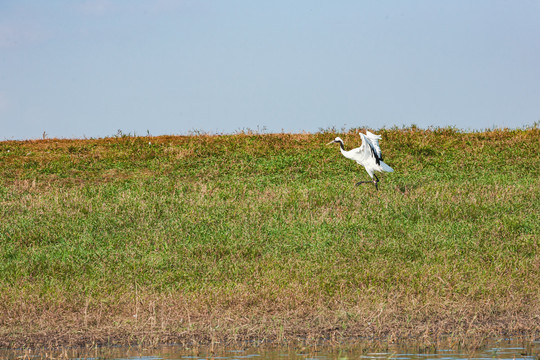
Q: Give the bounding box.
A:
[0,127,538,348]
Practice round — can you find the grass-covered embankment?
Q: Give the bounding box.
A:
[0,127,539,348]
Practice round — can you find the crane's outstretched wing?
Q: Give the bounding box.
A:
[358,132,381,165]
[364,131,384,161]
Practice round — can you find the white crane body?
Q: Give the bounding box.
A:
[327,130,393,190]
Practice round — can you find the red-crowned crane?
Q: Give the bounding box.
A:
[327,130,393,190]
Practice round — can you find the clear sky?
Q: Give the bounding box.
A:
[1,1,539,140]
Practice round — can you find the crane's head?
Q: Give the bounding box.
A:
[326,137,343,146]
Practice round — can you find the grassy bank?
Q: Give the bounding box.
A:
[0,127,539,348]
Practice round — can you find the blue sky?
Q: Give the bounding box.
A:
[1,1,539,140]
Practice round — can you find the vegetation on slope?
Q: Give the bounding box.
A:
[0,127,538,348]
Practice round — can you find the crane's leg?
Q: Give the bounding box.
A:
[373,174,379,190]
[355,180,370,186]
[355,175,380,191]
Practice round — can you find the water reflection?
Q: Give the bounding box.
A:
[1,339,538,359]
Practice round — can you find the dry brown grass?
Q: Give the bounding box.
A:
[1,285,538,349]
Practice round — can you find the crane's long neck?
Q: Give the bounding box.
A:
[337,140,353,160]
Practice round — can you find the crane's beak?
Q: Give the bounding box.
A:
[326,140,335,145]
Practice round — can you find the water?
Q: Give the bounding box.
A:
[1,339,538,359]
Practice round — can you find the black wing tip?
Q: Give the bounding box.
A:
[369,143,381,165]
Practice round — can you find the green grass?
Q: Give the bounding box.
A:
[0,127,538,347]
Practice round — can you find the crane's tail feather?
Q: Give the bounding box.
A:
[380,161,394,172]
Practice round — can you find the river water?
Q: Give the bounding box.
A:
[1,339,538,359]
